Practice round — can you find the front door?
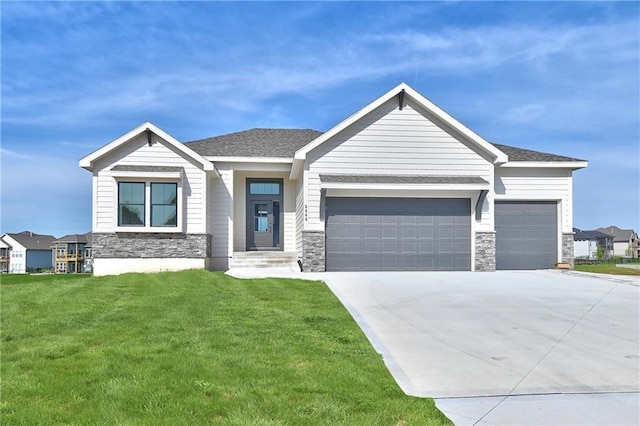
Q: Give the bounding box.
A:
[246,179,283,250]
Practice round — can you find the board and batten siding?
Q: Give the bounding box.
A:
[93,133,208,234]
[494,167,573,232]
[305,98,493,230]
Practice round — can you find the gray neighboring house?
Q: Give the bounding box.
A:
[596,226,639,258]
[53,232,93,273]
[79,83,588,276]
[0,231,56,273]
[573,227,614,260]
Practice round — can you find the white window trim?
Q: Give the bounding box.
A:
[113,177,184,233]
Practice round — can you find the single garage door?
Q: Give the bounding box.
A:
[325,197,471,271]
[495,201,557,270]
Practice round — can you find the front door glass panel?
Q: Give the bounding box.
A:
[255,203,269,232]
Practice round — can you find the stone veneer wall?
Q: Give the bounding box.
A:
[93,233,211,258]
[475,231,496,271]
[301,231,325,272]
[562,233,574,268]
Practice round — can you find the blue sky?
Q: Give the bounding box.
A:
[1,1,639,237]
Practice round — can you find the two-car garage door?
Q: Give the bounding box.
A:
[325,198,471,271]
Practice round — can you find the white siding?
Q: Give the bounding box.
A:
[305,98,493,229]
[613,242,630,257]
[295,175,304,258]
[211,166,233,269]
[93,133,207,233]
[495,167,573,232]
[574,240,597,259]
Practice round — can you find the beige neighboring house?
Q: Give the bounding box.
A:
[79,82,588,276]
[596,226,639,258]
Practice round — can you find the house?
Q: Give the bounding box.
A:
[573,227,614,260]
[0,239,10,273]
[0,231,56,273]
[79,83,587,276]
[596,226,639,258]
[53,233,92,273]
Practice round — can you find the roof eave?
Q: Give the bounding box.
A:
[500,161,588,170]
[78,122,215,173]
[293,82,510,167]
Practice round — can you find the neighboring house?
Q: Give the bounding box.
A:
[0,231,56,273]
[596,226,639,258]
[0,239,10,273]
[573,228,614,260]
[53,233,92,273]
[79,83,587,276]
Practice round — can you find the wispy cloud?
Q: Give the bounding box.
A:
[1,1,638,233]
[0,148,37,161]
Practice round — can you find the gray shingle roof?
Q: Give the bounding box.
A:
[320,175,489,185]
[184,128,583,163]
[5,231,56,250]
[596,226,638,242]
[573,228,613,241]
[185,128,323,157]
[491,143,584,162]
[54,233,91,244]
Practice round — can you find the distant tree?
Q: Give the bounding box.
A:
[596,245,604,260]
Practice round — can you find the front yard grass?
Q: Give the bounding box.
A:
[574,264,640,276]
[0,270,450,425]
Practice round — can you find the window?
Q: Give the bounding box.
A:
[249,182,280,195]
[254,203,269,232]
[117,181,179,229]
[118,182,145,226]
[151,183,177,227]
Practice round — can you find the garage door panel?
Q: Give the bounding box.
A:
[419,242,434,253]
[496,201,557,270]
[326,197,471,271]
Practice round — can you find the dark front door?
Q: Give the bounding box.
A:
[246,179,283,250]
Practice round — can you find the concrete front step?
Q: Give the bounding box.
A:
[229,252,299,270]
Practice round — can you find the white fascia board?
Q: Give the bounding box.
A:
[499,161,588,170]
[320,182,490,191]
[290,159,303,180]
[79,122,214,173]
[0,237,12,249]
[204,156,292,164]
[0,235,24,251]
[292,82,509,167]
[494,194,563,201]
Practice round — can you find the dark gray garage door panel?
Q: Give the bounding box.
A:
[326,198,471,271]
[495,201,557,270]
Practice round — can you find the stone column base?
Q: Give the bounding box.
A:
[301,231,325,272]
[562,233,574,268]
[475,232,496,271]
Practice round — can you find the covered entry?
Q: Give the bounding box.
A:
[325,197,471,271]
[495,201,558,270]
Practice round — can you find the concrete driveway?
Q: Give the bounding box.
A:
[321,270,640,425]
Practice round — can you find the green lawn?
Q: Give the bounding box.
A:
[1,271,450,425]
[574,264,640,276]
